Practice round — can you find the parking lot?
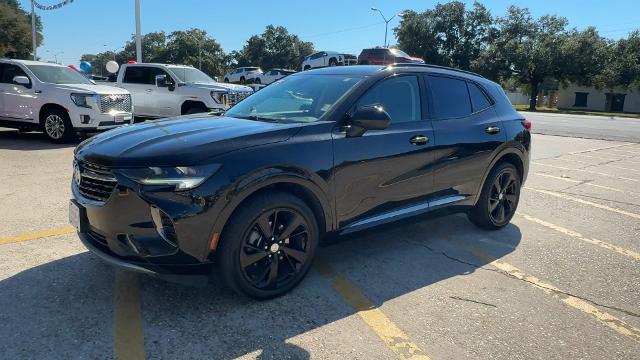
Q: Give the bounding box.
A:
[1,120,639,359]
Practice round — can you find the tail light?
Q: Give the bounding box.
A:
[522,119,531,130]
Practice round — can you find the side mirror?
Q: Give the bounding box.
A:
[13,76,31,88]
[155,74,168,87]
[346,105,391,137]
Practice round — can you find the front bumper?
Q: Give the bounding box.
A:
[68,107,133,131]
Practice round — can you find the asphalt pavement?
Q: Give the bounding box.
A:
[0,121,639,359]
[525,111,640,143]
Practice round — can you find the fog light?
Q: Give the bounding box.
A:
[80,115,91,124]
[150,206,178,246]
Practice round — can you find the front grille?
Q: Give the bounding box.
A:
[77,161,117,202]
[98,94,132,113]
[223,92,252,109]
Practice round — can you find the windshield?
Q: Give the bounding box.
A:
[390,49,411,58]
[226,74,363,123]
[169,67,215,83]
[26,65,93,85]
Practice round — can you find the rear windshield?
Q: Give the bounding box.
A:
[390,49,411,57]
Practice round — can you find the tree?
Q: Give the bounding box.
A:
[478,6,570,110]
[593,31,640,91]
[164,29,230,78]
[395,1,495,70]
[234,25,314,70]
[0,0,43,59]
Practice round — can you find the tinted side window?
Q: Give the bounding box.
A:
[428,76,471,119]
[468,82,492,112]
[358,76,421,123]
[123,67,152,84]
[1,64,29,84]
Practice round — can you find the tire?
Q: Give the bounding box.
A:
[329,59,337,67]
[240,76,246,84]
[216,192,319,299]
[255,78,261,84]
[359,61,369,65]
[303,66,311,71]
[42,107,74,143]
[468,162,521,230]
[184,106,207,115]
[223,78,229,83]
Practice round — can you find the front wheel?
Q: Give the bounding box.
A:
[42,108,74,143]
[239,76,246,84]
[255,78,261,84]
[216,192,319,299]
[468,162,521,230]
[329,59,337,67]
[223,78,229,83]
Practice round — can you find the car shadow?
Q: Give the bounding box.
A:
[0,128,80,150]
[0,213,520,359]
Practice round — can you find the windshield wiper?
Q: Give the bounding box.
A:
[231,114,280,122]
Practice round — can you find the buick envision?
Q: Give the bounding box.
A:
[71,64,530,299]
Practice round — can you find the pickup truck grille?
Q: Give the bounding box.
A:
[99,94,132,114]
[76,161,117,202]
[223,92,252,108]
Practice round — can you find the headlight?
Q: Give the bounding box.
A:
[116,164,221,191]
[210,90,227,104]
[70,93,95,108]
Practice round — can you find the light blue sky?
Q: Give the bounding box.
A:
[20,0,639,66]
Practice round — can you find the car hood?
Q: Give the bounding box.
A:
[185,82,253,93]
[74,115,302,167]
[51,83,130,95]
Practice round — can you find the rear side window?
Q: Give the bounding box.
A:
[358,75,421,123]
[468,82,492,112]
[123,66,171,85]
[428,76,471,119]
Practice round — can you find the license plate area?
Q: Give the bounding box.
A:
[114,114,132,123]
[69,200,87,233]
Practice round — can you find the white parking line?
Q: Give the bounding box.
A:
[532,162,640,182]
[531,173,633,194]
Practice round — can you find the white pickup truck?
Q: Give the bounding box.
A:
[114,63,253,118]
[0,59,133,143]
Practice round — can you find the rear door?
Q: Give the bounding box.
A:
[121,66,153,116]
[332,74,436,229]
[426,74,505,201]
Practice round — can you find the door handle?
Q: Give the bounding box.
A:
[410,135,429,145]
[485,126,501,134]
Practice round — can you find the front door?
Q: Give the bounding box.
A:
[332,74,436,229]
[0,64,37,122]
[426,75,506,201]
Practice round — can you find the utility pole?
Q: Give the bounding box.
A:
[31,0,37,60]
[135,0,142,62]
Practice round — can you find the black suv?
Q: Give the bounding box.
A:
[71,64,530,299]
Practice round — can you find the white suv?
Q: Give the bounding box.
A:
[249,68,296,85]
[223,67,262,84]
[0,59,133,143]
[301,51,346,70]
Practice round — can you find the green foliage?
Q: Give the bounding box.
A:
[395,1,495,70]
[0,0,43,58]
[593,31,640,91]
[233,25,314,70]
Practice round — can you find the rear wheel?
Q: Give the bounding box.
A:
[468,162,521,230]
[240,76,246,84]
[223,78,229,83]
[255,78,261,84]
[216,192,319,299]
[303,65,311,71]
[42,108,74,143]
[329,59,337,67]
[184,105,207,115]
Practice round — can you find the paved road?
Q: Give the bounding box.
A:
[1,129,639,359]
[524,112,640,143]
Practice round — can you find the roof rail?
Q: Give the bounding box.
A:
[388,63,485,78]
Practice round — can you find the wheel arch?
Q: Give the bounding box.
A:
[39,103,69,125]
[472,146,527,206]
[180,100,208,115]
[205,171,333,259]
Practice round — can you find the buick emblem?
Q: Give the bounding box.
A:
[73,162,82,186]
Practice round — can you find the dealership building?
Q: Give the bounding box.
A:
[556,84,640,113]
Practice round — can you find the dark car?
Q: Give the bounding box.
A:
[70,64,531,299]
[358,48,425,65]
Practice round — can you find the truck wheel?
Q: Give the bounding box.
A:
[184,106,208,115]
[240,76,246,84]
[303,65,311,71]
[329,59,337,67]
[223,78,229,83]
[42,108,74,143]
[255,78,261,84]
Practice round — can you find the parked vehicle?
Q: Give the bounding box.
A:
[115,63,253,118]
[302,51,355,70]
[249,68,296,85]
[0,59,133,143]
[71,64,530,299]
[358,48,425,65]
[223,67,263,84]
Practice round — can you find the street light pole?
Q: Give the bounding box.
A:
[370,7,403,47]
[31,0,37,60]
[134,0,142,62]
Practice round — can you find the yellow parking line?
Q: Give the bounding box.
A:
[525,187,640,220]
[518,213,640,261]
[448,238,640,343]
[114,271,145,360]
[0,226,76,245]
[531,162,640,182]
[314,260,430,360]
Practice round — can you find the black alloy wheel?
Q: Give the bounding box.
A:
[468,162,521,230]
[216,192,318,299]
